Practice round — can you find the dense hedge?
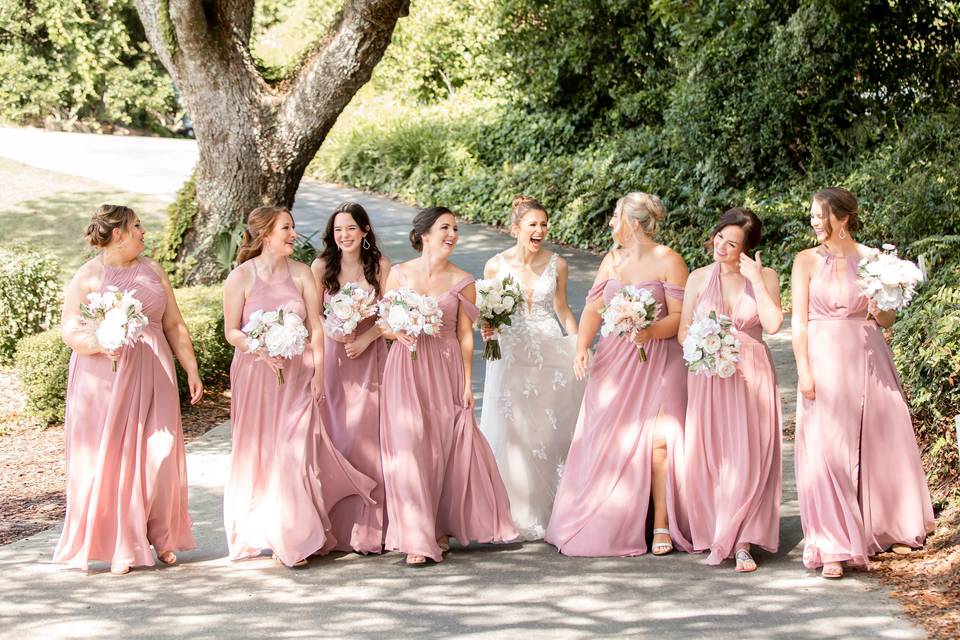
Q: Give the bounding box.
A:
[0,246,62,364]
[13,285,230,425]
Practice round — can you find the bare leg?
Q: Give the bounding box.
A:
[651,408,672,555]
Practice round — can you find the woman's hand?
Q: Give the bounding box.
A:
[633,328,651,346]
[187,372,204,405]
[344,333,372,359]
[462,385,475,410]
[739,251,765,285]
[102,345,122,364]
[799,371,816,401]
[573,349,590,381]
[480,322,498,341]
[311,374,325,403]
[393,331,416,348]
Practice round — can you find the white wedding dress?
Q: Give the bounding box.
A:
[479,253,586,540]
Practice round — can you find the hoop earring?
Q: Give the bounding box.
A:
[839,227,847,240]
[362,237,371,251]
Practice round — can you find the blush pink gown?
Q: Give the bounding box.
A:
[545,279,692,557]
[53,259,195,570]
[379,272,517,562]
[224,263,376,567]
[320,288,388,553]
[683,264,781,564]
[795,250,934,569]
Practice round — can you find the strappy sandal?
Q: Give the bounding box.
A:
[651,528,673,556]
[437,536,451,553]
[821,562,844,579]
[157,550,177,565]
[405,554,427,566]
[734,548,757,573]
[272,553,308,568]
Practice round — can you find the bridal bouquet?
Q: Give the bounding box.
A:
[242,305,309,384]
[475,275,524,360]
[856,244,924,312]
[377,287,443,361]
[323,283,377,337]
[599,285,661,362]
[80,286,149,372]
[682,310,740,379]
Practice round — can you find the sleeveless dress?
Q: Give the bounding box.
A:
[479,253,585,540]
[682,264,782,564]
[320,287,388,553]
[379,270,517,562]
[795,250,934,569]
[54,258,195,569]
[545,278,692,556]
[224,262,376,567]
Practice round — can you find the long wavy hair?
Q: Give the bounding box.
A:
[320,202,384,296]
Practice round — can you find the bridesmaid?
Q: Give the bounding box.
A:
[793,187,934,579]
[310,202,391,553]
[222,206,375,568]
[678,207,783,573]
[55,204,201,574]
[380,206,517,565]
[546,192,692,557]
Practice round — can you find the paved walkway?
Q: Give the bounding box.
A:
[0,128,920,639]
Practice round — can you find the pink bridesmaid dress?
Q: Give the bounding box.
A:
[379,271,517,562]
[54,259,195,569]
[320,288,388,553]
[224,263,376,567]
[683,264,781,564]
[795,249,934,569]
[545,279,692,557]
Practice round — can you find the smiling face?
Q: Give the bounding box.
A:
[513,208,548,253]
[712,224,745,265]
[333,212,366,254]
[809,198,840,243]
[608,206,636,245]
[265,211,297,257]
[423,213,458,256]
[112,215,146,259]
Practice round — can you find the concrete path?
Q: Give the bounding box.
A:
[0,129,917,639]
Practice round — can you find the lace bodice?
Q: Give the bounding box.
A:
[494,253,565,366]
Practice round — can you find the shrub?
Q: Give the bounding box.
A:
[13,329,71,424]
[13,285,232,424]
[157,173,199,286]
[0,246,62,364]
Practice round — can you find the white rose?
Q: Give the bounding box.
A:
[418,296,439,316]
[261,310,279,325]
[717,359,737,379]
[682,338,702,363]
[331,299,355,321]
[96,318,126,350]
[104,307,127,326]
[387,305,410,331]
[702,334,721,354]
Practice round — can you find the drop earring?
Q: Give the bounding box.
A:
[362,237,371,251]
[839,227,847,240]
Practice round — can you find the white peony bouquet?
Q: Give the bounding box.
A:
[682,310,740,379]
[856,244,924,312]
[475,275,524,360]
[323,283,377,338]
[599,285,662,362]
[242,305,309,384]
[80,286,149,372]
[377,286,443,361]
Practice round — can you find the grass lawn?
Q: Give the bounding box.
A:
[0,158,169,281]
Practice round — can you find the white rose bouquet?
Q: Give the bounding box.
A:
[856,244,924,312]
[682,310,740,379]
[475,275,524,360]
[80,286,149,372]
[323,283,377,338]
[242,305,309,384]
[599,285,662,362]
[377,286,443,361]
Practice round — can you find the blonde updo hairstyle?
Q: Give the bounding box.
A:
[613,192,665,246]
[85,204,136,248]
[236,206,290,265]
[510,195,548,229]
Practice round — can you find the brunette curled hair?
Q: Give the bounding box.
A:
[813,187,860,238]
[409,206,453,252]
[511,195,547,226]
[236,206,290,265]
[319,202,384,296]
[707,207,763,254]
[85,204,136,248]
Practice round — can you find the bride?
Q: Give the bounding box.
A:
[478,195,586,540]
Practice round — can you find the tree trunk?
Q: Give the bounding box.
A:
[133,0,409,284]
